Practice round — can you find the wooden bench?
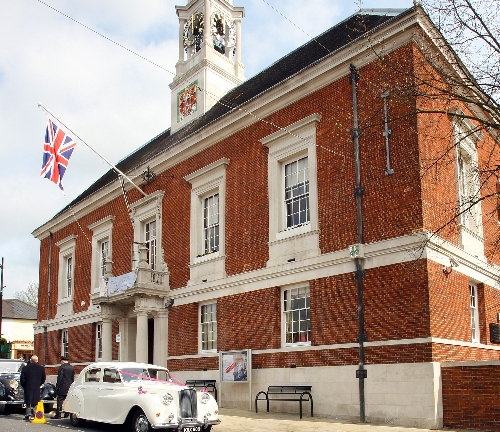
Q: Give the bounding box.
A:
[255,385,313,419]
[185,379,218,401]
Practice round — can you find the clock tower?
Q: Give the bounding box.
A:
[170,0,245,133]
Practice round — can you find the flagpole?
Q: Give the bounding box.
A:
[38,102,147,197]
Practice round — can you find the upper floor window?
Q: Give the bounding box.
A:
[65,257,73,298]
[56,235,76,315]
[261,114,321,267]
[89,216,114,293]
[200,302,217,352]
[283,286,310,346]
[185,159,228,285]
[130,191,165,271]
[145,220,157,270]
[285,157,309,229]
[185,159,228,262]
[453,115,484,256]
[99,241,109,278]
[469,283,480,343]
[203,193,219,254]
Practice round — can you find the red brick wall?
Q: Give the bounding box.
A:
[34,39,500,380]
[442,364,500,431]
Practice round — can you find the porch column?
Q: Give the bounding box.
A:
[153,310,169,367]
[101,317,113,362]
[136,310,148,364]
[117,317,129,362]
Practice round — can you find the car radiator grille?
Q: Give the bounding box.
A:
[179,388,197,419]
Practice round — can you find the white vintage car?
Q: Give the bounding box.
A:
[63,362,220,432]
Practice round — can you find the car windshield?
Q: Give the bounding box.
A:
[0,361,23,374]
[119,367,171,383]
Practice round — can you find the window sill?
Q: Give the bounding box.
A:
[276,223,311,241]
[194,251,220,264]
[285,342,311,348]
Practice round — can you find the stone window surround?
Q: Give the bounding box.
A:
[130,191,165,271]
[55,235,77,317]
[452,114,484,256]
[185,158,229,285]
[281,283,311,348]
[88,216,115,293]
[261,113,321,266]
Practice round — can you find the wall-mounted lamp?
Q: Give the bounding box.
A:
[443,257,459,274]
[165,298,175,309]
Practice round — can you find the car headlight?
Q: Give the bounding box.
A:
[162,393,174,405]
[201,392,211,404]
[9,379,19,390]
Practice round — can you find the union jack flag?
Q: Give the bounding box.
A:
[40,119,76,190]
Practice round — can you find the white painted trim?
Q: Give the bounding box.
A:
[166,336,500,361]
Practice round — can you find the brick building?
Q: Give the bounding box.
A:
[32,1,500,429]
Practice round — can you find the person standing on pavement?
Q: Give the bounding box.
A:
[54,355,75,419]
[20,354,46,420]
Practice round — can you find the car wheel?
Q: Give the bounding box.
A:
[131,409,151,432]
[43,403,54,413]
[69,412,86,427]
[0,405,5,415]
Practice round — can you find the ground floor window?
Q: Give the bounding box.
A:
[284,286,310,345]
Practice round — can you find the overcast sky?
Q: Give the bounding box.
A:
[0,0,412,299]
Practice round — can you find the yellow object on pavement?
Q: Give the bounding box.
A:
[31,401,47,424]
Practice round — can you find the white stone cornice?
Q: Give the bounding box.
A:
[34,307,103,333]
[167,230,499,305]
[166,336,500,361]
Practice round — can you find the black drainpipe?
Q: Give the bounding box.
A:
[350,64,366,423]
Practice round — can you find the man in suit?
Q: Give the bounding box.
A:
[54,355,75,419]
[20,355,46,420]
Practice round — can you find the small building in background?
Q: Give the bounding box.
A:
[1,298,37,359]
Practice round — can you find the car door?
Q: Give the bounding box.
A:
[79,366,101,420]
[96,368,124,423]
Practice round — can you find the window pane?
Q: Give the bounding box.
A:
[203,194,219,254]
[284,157,310,229]
[284,287,310,345]
[201,303,217,351]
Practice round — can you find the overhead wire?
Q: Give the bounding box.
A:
[36,0,348,182]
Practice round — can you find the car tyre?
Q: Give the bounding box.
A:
[69,412,86,427]
[132,409,151,432]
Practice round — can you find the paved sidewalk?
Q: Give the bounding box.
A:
[217,408,471,432]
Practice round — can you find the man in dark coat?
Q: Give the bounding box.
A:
[54,355,75,418]
[20,354,46,420]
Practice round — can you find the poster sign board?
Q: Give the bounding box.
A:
[220,350,249,382]
[219,350,252,409]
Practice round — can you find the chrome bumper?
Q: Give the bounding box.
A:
[151,418,221,430]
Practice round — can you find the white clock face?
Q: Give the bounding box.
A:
[184,12,204,52]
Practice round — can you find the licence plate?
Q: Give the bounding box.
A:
[182,428,201,432]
